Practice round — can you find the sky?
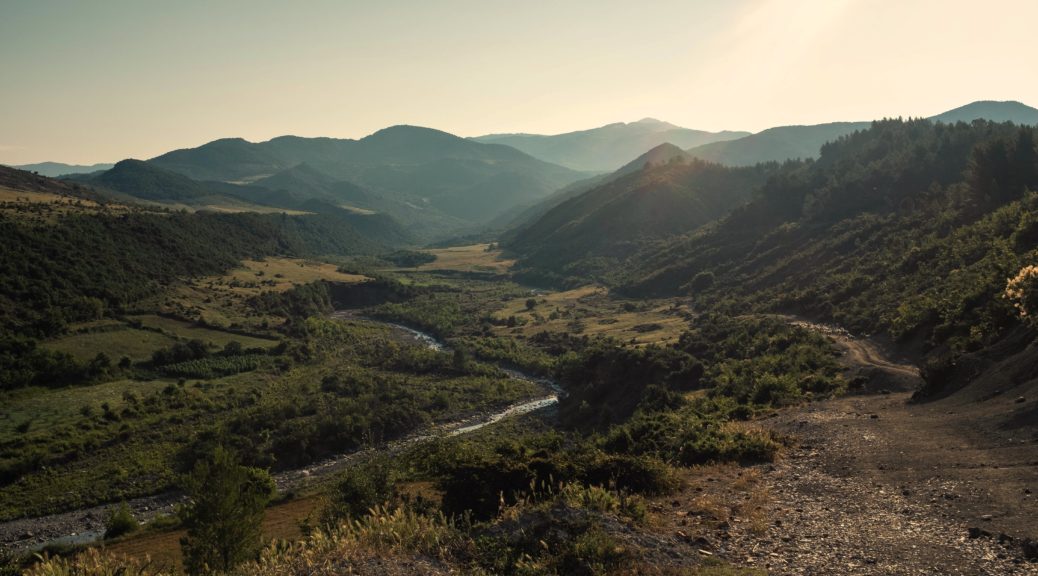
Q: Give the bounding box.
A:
[1,0,1037,165]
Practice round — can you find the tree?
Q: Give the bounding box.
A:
[179,446,275,575]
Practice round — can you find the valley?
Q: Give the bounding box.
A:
[3,102,1038,576]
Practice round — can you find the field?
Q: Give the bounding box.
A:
[413,243,515,274]
[43,316,278,364]
[160,257,368,330]
[45,329,180,363]
[127,315,278,349]
[0,379,176,438]
[490,285,693,344]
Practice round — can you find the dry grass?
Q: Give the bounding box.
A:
[159,257,368,330]
[102,497,324,573]
[413,243,515,273]
[0,186,138,220]
[491,285,692,345]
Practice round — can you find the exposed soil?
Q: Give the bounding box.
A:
[670,323,1038,574]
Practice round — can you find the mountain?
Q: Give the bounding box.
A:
[929,100,1038,125]
[619,118,1038,424]
[474,118,749,172]
[685,100,1038,168]
[497,143,698,235]
[67,160,412,246]
[10,162,115,177]
[686,122,870,167]
[505,155,777,284]
[149,126,585,224]
[249,163,468,239]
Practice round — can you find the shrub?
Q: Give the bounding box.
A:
[104,502,139,539]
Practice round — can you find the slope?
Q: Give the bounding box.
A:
[505,155,776,284]
[622,118,1038,426]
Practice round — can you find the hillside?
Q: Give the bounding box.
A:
[505,156,777,284]
[686,121,870,166]
[149,126,585,225]
[474,118,749,172]
[929,99,1038,125]
[685,100,1038,167]
[621,119,1038,416]
[0,167,399,343]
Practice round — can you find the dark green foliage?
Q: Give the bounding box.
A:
[507,158,780,285]
[103,502,139,539]
[250,281,333,333]
[624,120,1038,358]
[322,457,398,524]
[385,250,437,268]
[179,446,275,575]
[427,433,675,521]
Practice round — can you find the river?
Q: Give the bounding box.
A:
[0,316,561,555]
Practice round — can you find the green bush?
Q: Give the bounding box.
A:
[103,502,139,539]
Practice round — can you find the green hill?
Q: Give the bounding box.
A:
[686,122,870,166]
[685,100,1038,167]
[474,118,749,172]
[929,100,1038,125]
[622,119,1038,403]
[505,155,777,284]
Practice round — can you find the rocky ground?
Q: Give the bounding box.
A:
[648,326,1038,575]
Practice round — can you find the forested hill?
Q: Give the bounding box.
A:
[621,119,1038,399]
[503,157,780,286]
[0,166,403,388]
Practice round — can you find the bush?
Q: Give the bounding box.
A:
[103,502,139,539]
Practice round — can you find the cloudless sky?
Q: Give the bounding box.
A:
[1,0,1036,164]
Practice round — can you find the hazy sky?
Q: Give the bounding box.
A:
[2,0,1036,164]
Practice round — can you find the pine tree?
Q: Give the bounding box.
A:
[179,446,275,575]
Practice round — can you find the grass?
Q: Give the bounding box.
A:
[44,329,180,363]
[411,244,515,274]
[127,315,278,349]
[103,496,324,573]
[0,379,176,437]
[43,315,277,364]
[159,257,367,330]
[491,285,692,345]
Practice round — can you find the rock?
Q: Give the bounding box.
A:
[1021,538,1038,561]
[968,527,992,539]
[981,514,993,521]
[1015,396,1026,403]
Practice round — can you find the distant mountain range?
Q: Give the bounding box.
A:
[473,118,748,172]
[148,126,586,225]
[10,162,114,177]
[13,100,1037,242]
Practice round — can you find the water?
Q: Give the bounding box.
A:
[3,315,562,555]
